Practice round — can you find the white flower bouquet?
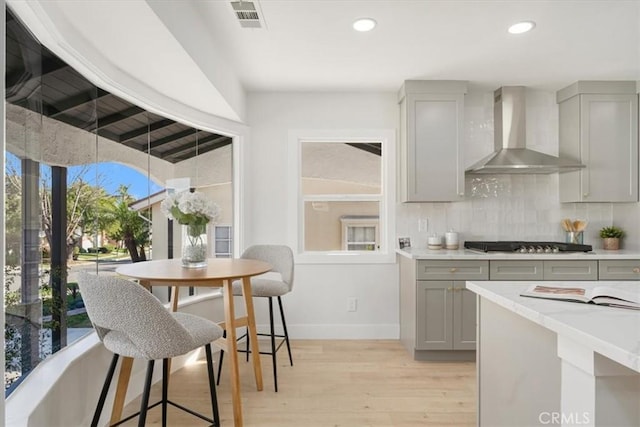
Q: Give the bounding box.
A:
[161,190,220,266]
[160,190,220,232]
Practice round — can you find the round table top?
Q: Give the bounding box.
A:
[115,258,272,283]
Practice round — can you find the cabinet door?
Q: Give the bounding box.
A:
[404,93,464,202]
[417,260,489,281]
[598,260,640,280]
[453,281,476,350]
[416,281,453,350]
[543,260,597,280]
[561,93,638,202]
[580,94,638,202]
[489,260,544,280]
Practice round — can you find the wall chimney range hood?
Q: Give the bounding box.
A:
[466,86,584,174]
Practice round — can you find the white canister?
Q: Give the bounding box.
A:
[445,230,459,250]
[427,234,442,249]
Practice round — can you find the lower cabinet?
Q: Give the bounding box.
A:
[490,259,598,280]
[416,281,476,350]
[598,260,640,280]
[399,258,488,360]
[399,255,640,361]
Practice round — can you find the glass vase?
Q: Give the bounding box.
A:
[182,223,208,268]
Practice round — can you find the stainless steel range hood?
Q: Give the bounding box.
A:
[466,86,584,174]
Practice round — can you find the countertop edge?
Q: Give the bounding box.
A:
[467,280,640,373]
[396,248,640,260]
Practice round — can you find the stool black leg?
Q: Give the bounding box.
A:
[138,360,155,427]
[278,296,293,366]
[205,344,220,426]
[216,329,226,385]
[268,296,278,392]
[91,353,119,427]
[246,327,250,362]
[162,358,169,427]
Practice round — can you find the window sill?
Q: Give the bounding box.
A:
[294,251,396,265]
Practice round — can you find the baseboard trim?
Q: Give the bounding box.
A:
[256,323,400,340]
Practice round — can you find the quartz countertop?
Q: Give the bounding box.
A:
[396,247,640,260]
[466,280,640,373]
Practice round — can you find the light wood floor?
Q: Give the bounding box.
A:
[119,340,476,426]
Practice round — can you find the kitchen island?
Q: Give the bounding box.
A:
[467,280,640,427]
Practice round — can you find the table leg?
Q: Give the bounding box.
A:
[170,285,180,312]
[110,356,134,425]
[241,276,264,391]
[222,279,243,426]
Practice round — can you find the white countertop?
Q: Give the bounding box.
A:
[466,280,640,373]
[396,247,640,260]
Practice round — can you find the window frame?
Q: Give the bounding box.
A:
[287,129,396,264]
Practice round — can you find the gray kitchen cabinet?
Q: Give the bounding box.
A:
[543,260,597,280]
[400,254,640,361]
[400,257,488,360]
[490,260,544,280]
[598,260,640,280]
[490,260,597,280]
[557,81,639,202]
[416,280,476,351]
[398,80,467,202]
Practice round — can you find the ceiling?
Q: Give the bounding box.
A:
[5,9,232,164]
[191,0,640,92]
[7,0,640,126]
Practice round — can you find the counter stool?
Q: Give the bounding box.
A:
[217,245,294,392]
[77,272,223,427]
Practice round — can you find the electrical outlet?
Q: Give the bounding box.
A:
[347,297,358,312]
[418,218,429,232]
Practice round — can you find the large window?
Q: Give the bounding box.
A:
[3,9,235,392]
[288,130,395,263]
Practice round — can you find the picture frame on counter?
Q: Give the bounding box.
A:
[398,237,411,249]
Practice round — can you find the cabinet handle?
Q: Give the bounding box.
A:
[450,268,457,273]
[633,267,640,274]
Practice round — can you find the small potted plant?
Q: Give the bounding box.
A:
[599,226,624,250]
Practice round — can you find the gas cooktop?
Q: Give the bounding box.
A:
[464,241,593,254]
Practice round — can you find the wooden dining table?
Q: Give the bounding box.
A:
[114,258,272,427]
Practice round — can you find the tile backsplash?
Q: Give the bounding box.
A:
[396,174,618,249]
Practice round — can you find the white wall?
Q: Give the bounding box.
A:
[246,92,400,339]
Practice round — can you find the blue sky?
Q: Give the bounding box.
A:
[78,162,164,200]
[6,153,164,201]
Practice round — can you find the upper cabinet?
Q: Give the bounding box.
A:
[557,81,639,202]
[398,81,467,202]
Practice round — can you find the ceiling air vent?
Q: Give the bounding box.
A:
[231,1,263,28]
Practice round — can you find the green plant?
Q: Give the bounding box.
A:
[599,226,624,239]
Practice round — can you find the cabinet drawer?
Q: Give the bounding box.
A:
[490,260,543,281]
[599,260,640,280]
[543,260,598,280]
[417,260,489,280]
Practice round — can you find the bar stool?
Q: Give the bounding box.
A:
[218,245,294,392]
[77,272,223,427]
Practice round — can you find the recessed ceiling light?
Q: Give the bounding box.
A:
[353,18,376,32]
[508,21,536,34]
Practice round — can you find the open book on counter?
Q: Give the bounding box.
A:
[520,285,640,310]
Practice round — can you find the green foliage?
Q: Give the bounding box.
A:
[107,185,150,262]
[599,226,624,239]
